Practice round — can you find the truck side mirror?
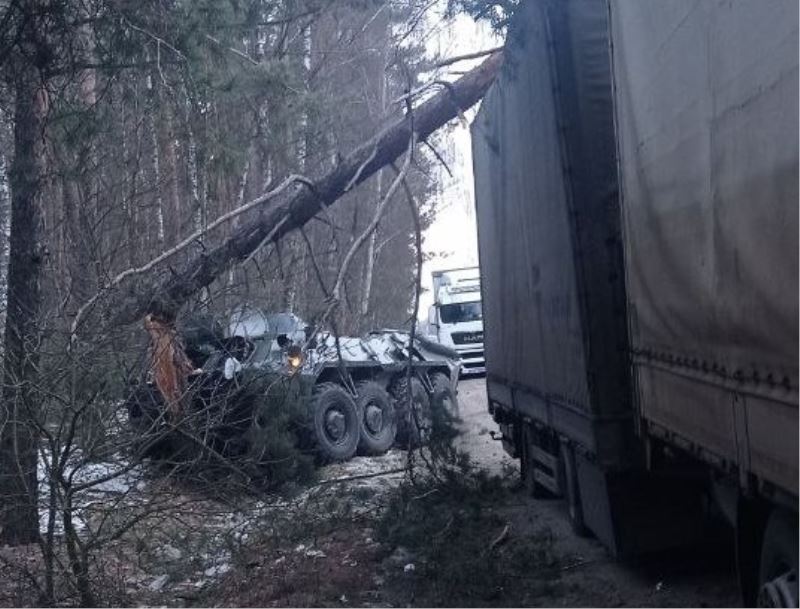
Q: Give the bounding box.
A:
[427,305,438,328]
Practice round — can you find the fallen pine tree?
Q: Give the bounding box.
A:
[71,51,503,335]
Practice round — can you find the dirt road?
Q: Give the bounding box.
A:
[454,377,740,608]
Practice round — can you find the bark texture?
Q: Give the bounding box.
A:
[109,52,503,326]
[0,71,49,545]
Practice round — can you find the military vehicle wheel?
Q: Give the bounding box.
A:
[391,376,432,448]
[430,372,459,421]
[310,383,360,462]
[356,381,397,455]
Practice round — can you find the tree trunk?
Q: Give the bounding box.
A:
[360,58,389,323]
[0,71,48,546]
[62,174,96,312]
[184,95,205,233]
[109,52,502,326]
[146,64,166,248]
[163,111,182,246]
[121,88,142,268]
[360,181,379,320]
[0,136,10,316]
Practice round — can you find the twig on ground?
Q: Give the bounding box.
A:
[489,523,510,552]
[315,467,406,487]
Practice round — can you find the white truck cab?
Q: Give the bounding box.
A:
[427,267,485,375]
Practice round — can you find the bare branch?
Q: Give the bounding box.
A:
[70,174,312,339]
[105,51,503,327]
[330,132,416,304]
[344,145,378,193]
[432,46,504,69]
[204,34,259,66]
[423,139,453,177]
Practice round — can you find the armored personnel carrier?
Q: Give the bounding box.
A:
[127,308,461,464]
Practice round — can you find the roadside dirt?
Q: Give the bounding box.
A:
[1,378,737,607]
[451,378,740,608]
[202,377,739,608]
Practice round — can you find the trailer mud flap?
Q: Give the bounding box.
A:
[575,452,708,557]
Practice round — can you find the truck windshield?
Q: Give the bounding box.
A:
[439,301,482,324]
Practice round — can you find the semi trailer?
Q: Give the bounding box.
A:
[471,0,798,605]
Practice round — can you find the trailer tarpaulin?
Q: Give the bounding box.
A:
[610,1,798,493]
[472,0,631,462]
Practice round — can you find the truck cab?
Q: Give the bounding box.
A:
[428,268,485,375]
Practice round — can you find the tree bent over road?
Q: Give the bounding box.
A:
[76,51,504,330]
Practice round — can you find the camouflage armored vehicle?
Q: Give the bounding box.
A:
[127,308,461,465]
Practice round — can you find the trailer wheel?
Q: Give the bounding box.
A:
[310,383,360,462]
[519,424,550,498]
[391,376,431,448]
[356,381,397,455]
[757,509,798,607]
[430,372,460,421]
[560,441,589,537]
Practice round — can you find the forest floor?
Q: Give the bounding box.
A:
[0,379,740,607]
[200,379,740,608]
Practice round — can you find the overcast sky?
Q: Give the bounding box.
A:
[417,10,499,318]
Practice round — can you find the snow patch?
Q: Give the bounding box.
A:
[203,563,231,578]
[37,447,146,535]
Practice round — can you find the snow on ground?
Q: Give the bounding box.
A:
[453,377,516,476]
[27,401,410,595]
[36,447,146,535]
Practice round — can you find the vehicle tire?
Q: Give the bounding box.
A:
[757,509,798,607]
[430,372,460,422]
[520,424,549,499]
[391,376,432,449]
[310,382,360,462]
[356,381,397,455]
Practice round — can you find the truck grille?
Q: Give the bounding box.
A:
[452,331,483,345]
